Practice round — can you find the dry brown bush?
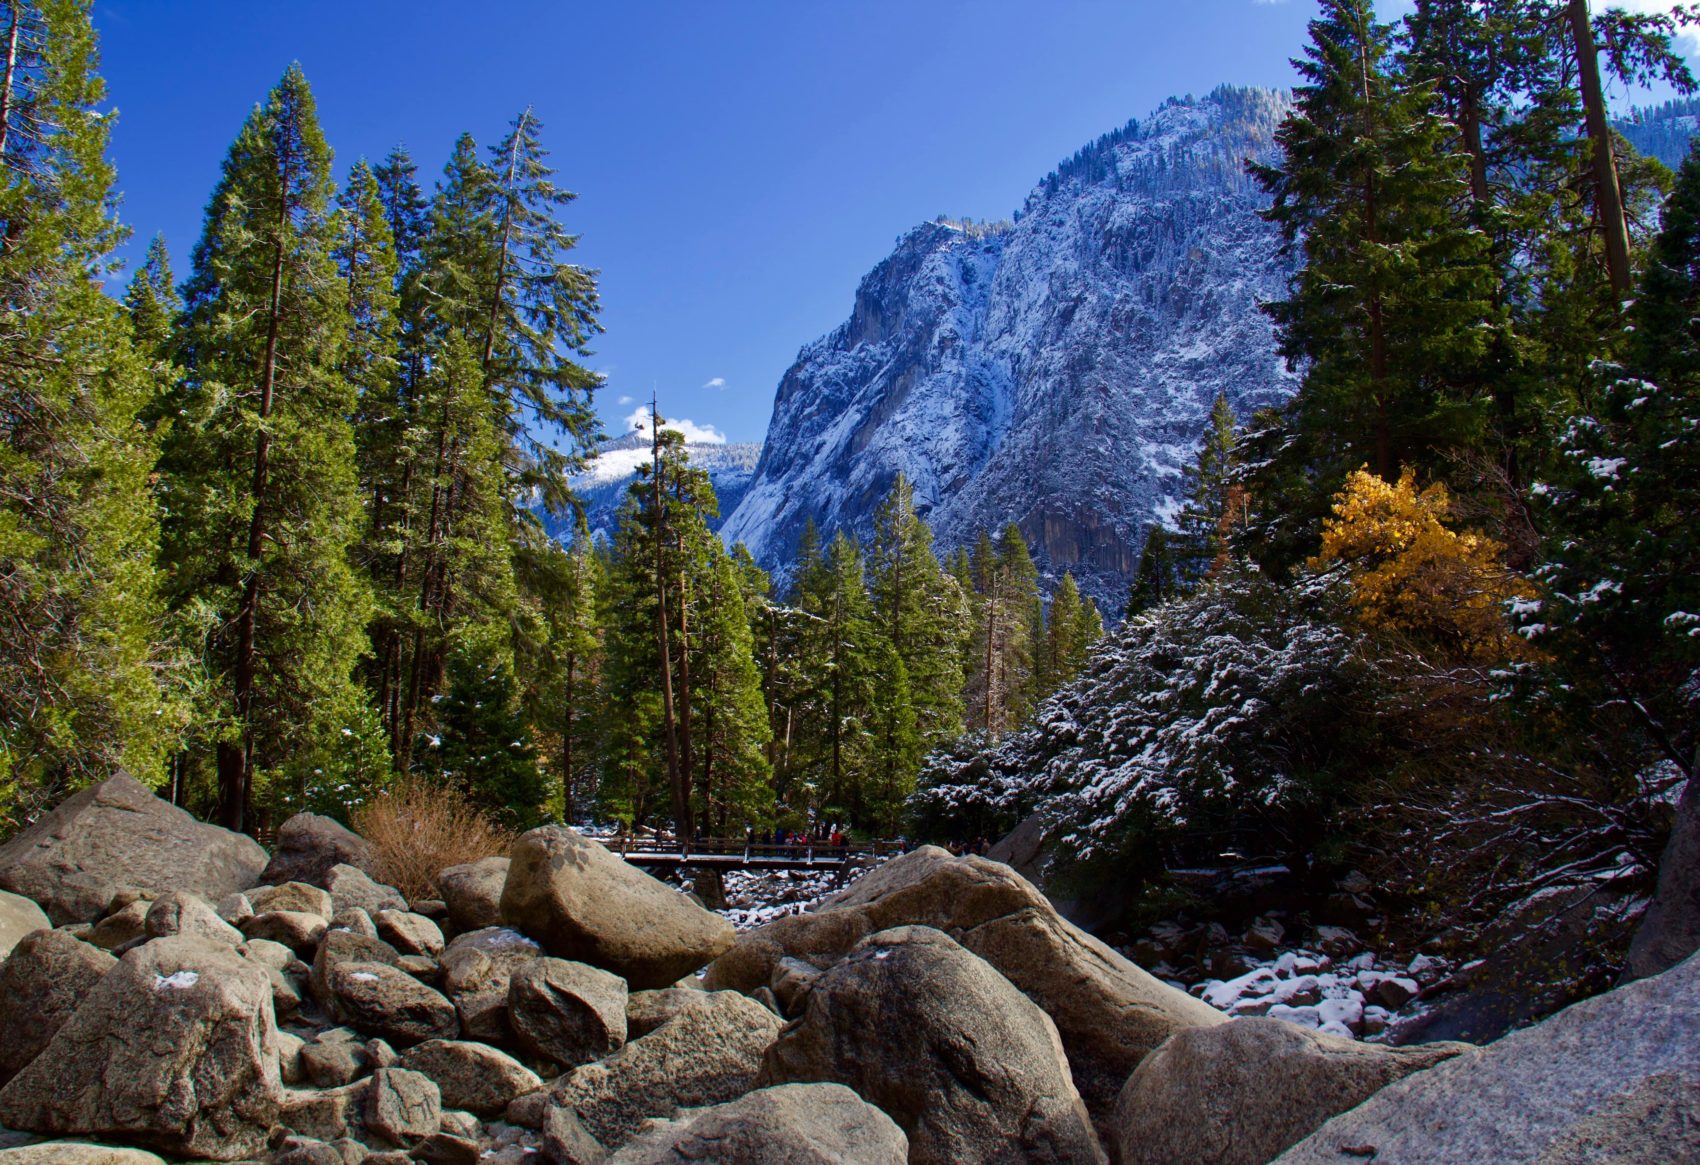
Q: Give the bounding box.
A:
[351,777,514,901]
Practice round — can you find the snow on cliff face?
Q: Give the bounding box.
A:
[720,86,1299,613]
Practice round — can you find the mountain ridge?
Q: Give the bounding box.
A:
[719,84,1300,612]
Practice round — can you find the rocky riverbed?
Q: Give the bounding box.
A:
[0,772,1694,1164]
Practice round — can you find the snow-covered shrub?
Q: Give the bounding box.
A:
[913,565,1373,872]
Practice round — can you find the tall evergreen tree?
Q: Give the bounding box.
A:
[162,65,374,829]
[0,0,175,816]
[1530,140,1700,781]
[792,531,878,825]
[868,473,966,756]
[965,524,1043,737]
[1249,0,1499,569]
[516,518,603,823]
[691,548,773,831]
[1127,525,1179,618]
[430,648,543,827]
[124,233,180,359]
[1175,393,1242,582]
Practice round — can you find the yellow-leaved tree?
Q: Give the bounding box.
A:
[1311,468,1533,662]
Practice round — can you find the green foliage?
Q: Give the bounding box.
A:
[429,649,544,828]
[161,63,375,828]
[1247,0,1499,570]
[0,0,177,824]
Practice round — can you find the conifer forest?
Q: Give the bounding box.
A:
[2,0,1698,972]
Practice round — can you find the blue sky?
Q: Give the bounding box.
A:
[94,1,1688,444]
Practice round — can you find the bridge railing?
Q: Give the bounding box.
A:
[608,835,898,863]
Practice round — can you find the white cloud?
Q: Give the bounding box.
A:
[622,405,727,446]
[703,376,727,390]
[616,394,633,405]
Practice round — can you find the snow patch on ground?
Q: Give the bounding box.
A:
[1180,946,1449,1041]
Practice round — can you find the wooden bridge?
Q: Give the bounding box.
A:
[607,835,901,873]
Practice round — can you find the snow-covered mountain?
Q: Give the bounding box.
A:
[553,430,762,543]
[720,86,1299,612]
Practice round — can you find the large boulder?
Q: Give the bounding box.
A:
[0,935,281,1161]
[606,1083,907,1165]
[323,864,407,916]
[437,856,509,933]
[501,827,734,989]
[397,1039,541,1116]
[1627,777,1700,979]
[439,926,544,1042]
[550,989,783,1147]
[0,1147,169,1164]
[324,961,460,1045]
[1275,948,1700,1164]
[143,890,244,947]
[758,925,1105,1165]
[261,813,376,887]
[707,846,1222,1123]
[0,889,48,960]
[0,773,266,925]
[508,957,628,1068]
[0,928,116,1084]
[1112,1017,1471,1165]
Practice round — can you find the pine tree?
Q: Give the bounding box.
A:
[124,233,180,359]
[1175,393,1241,582]
[162,65,375,829]
[792,531,878,826]
[691,548,773,832]
[1037,572,1097,699]
[1249,0,1498,569]
[515,518,603,823]
[430,648,543,828]
[479,109,603,515]
[1127,526,1178,617]
[0,0,175,816]
[965,524,1042,737]
[868,473,966,757]
[1530,141,1700,780]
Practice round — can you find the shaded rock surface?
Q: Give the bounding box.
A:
[1627,777,1700,979]
[606,1082,907,1165]
[708,845,1220,1123]
[0,774,265,924]
[759,925,1104,1165]
[1275,949,1700,1164]
[1112,1017,1470,1165]
[397,1039,541,1117]
[508,957,628,1068]
[261,814,375,887]
[0,935,281,1161]
[324,961,459,1045]
[439,926,543,1043]
[437,857,508,933]
[502,827,735,990]
[0,928,117,1084]
[551,989,782,1147]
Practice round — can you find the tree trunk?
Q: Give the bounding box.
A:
[0,7,20,168]
[225,166,291,834]
[483,114,526,375]
[651,405,689,844]
[1570,0,1634,298]
[562,652,577,823]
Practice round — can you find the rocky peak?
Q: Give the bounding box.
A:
[722,85,1299,613]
